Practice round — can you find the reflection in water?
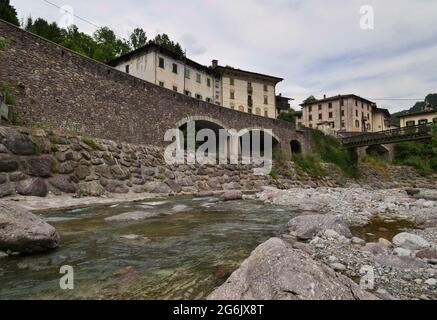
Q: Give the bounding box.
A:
[0,197,299,300]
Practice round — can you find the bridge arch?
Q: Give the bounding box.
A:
[175,116,228,130]
[365,145,391,162]
[290,140,302,154]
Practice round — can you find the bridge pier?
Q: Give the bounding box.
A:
[356,144,395,163]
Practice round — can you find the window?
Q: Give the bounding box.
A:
[318,104,322,111]
[309,106,312,112]
[341,121,345,128]
[264,109,268,117]
[195,94,203,100]
[248,108,253,114]
[264,84,268,92]
[340,99,344,107]
[238,105,244,112]
[255,108,261,116]
[159,57,165,69]
[184,90,192,97]
[355,120,360,128]
[406,120,415,127]
[230,78,235,86]
[230,90,235,99]
[159,81,165,87]
[248,95,253,107]
[173,86,178,92]
[356,110,359,117]
[328,103,332,109]
[418,119,428,125]
[196,73,201,83]
[125,65,130,74]
[172,63,178,74]
[206,97,211,103]
[341,110,345,117]
[184,68,190,79]
[355,100,358,106]
[329,112,333,118]
[318,113,322,120]
[207,78,211,87]
[309,115,313,121]
[230,103,235,110]
[264,96,268,105]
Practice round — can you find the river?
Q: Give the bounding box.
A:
[0,196,300,300]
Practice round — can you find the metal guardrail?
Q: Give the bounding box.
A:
[341,123,434,148]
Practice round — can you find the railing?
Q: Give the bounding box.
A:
[341,123,434,148]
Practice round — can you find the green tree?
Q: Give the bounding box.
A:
[303,95,317,103]
[278,109,295,123]
[150,33,184,56]
[0,0,19,26]
[93,27,130,62]
[25,17,64,44]
[130,28,147,50]
[61,25,96,58]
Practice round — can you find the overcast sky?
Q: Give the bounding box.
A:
[11,0,437,112]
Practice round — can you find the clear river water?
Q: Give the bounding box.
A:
[0,196,301,300]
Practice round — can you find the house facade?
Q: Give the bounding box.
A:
[399,109,437,127]
[109,45,285,119]
[298,94,387,133]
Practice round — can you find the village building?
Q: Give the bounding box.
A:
[109,45,286,119]
[398,109,437,127]
[297,94,390,133]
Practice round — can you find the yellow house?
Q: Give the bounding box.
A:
[399,109,437,127]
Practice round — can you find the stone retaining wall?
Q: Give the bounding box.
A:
[0,125,435,200]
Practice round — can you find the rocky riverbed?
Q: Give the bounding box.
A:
[210,187,437,300]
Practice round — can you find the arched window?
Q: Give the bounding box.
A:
[355,120,360,128]
[255,108,261,115]
[239,105,245,112]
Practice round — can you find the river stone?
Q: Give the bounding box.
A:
[208,238,377,300]
[362,243,388,256]
[22,156,55,178]
[287,214,352,241]
[0,155,19,172]
[4,131,36,155]
[48,175,77,194]
[105,211,158,222]
[0,202,60,254]
[165,179,182,194]
[415,249,437,260]
[392,233,430,251]
[0,183,13,198]
[196,191,214,197]
[16,178,48,197]
[223,190,243,201]
[393,247,412,257]
[144,181,173,194]
[78,181,105,197]
[100,178,129,194]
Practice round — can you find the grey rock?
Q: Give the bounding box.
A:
[223,190,243,201]
[392,233,430,251]
[196,191,214,197]
[362,243,388,256]
[9,172,27,182]
[144,181,173,194]
[74,165,91,180]
[0,202,60,254]
[165,179,182,193]
[48,175,77,194]
[0,183,13,198]
[22,156,55,178]
[0,155,19,172]
[393,247,412,257]
[78,181,105,197]
[4,131,36,155]
[101,179,129,194]
[0,174,6,184]
[351,237,366,245]
[105,211,158,222]
[16,178,48,197]
[287,214,352,241]
[330,262,346,271]
[208,238,377,300]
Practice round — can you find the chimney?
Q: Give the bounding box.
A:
[323,94,326,99]
[212,59,218,68]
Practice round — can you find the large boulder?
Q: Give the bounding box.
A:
[223,190,243,201]
[0,183,13,198]
[16,178,48,197]
[287,214,352,241]
[144,181,173,194]
[3,130,36,155]
[22,156,55,178]
[208,238,376,300]
[77,181,105,197]
[48,175,78,194]
[100,179,129,194]
[0,202,60,254]
[0,155,19,172]
[392,233,430,251]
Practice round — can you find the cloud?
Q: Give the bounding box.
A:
[11,0,437,112]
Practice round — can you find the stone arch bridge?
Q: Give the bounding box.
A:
[0,20,308,160]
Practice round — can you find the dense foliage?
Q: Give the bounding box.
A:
[394,124,437,175]
[391,94,437,126]
[277,109,295,123]
[0,0,19,26]
[22,17,184,63]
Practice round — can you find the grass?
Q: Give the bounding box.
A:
[361,154,389,177]
[269,168,279,179]
[82,136,99,150]
[293,154,326,178]
[0,81,16,105]
[31,138,42,156]
[0,38,10,50]
[310,130,359,177]
[394,124,437,176]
